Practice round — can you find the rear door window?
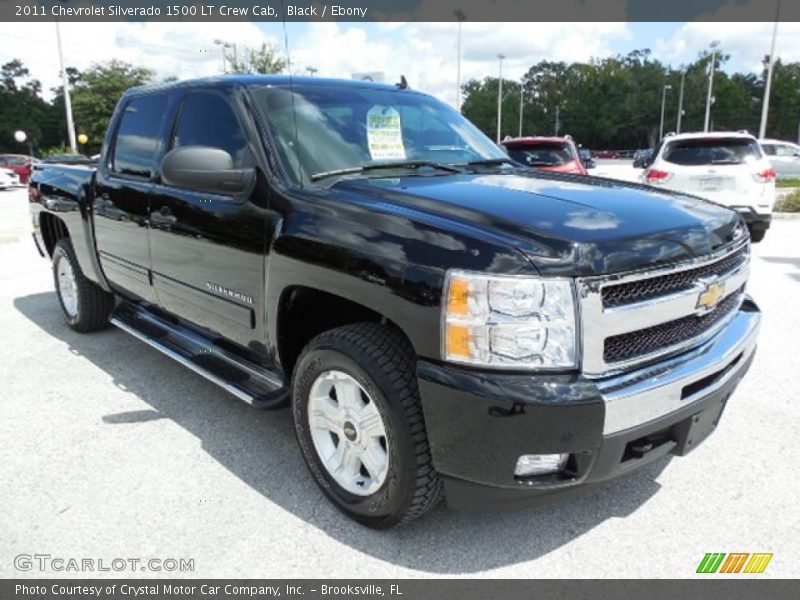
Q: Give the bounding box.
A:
[663,138,762,166]
[506,143,574,167]
[112,94,169,178]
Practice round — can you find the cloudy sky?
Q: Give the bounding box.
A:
[1,20,798,106]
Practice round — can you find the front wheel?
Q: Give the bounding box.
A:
[291,323,442,528]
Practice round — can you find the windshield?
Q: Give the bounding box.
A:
[663,138,762,166]
[505,142,574,167]
[249,84,507,184]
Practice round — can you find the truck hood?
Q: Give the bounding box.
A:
[334,171,745,276]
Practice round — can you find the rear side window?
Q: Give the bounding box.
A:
[112,94,168,178]
[663,138,762,166]
[505,143,574,167]
[171,92,250,167]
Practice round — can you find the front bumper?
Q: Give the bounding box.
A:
[417,297,761,510]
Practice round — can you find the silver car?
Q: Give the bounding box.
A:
[760,139,800,179]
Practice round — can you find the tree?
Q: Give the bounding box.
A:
[225,43,286,75]
[70,60,155,154]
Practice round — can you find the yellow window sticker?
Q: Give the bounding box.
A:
[367,106,406,161]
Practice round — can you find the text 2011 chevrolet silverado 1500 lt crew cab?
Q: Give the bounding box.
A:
[30,76,761,528]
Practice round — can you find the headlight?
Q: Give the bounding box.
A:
[442,270,577,369]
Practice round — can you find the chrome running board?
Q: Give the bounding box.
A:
[110,302,287,409]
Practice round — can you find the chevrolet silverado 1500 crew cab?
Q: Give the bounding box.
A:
[30,76,760,528]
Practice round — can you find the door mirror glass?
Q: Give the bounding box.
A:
[160,146,254,194]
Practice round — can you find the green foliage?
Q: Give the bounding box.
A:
[775,190,800,212]
[70,61,155,155]
[776,178,800,188]
[39,143,74,157]
[462,48,800,149]
[225,43,286,75]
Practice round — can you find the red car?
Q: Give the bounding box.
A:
[501,136,588,175]
[0,154,33,184]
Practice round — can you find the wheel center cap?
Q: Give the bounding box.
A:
[343,421,358,442]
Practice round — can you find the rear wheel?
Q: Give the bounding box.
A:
[291,323,442,528]
[52,238,114,332]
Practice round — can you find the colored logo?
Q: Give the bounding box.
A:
[696,280,726,312]
[696,552,773,574]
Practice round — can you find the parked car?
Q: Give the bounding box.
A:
[759,139,800,179]
[30,76,760,527]
[0,154,33,184]
[632,148,653,168]
[641,131,775,242]
[594,149,619,159]
[577,147,595,169]
[0,167,21,189]
[501,136,587,175]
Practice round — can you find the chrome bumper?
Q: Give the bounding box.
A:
[597,298,761,435]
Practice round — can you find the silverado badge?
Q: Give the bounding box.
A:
[696,281,725,312]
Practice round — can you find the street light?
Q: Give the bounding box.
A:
[759,0,782,139]
[214,39,234,73]
[306,66,318,76]
[496,53,505,143]
[704,40,720,133]
[676,70,686,134]
[55,22,77,153]
[659,84,672,140]
[454,9,466,111]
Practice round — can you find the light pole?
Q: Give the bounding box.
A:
[759,1,781,139]
[306,66,318,76]
[496,53,505,143]
[518,79,524,137]
[214,39,232,73]
[454,9,466,111]
[55,22,77,154]
[704,40,720,133]
[676,70,686,133]
[659,84,672,140]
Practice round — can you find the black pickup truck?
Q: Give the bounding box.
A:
[30,76,761,528]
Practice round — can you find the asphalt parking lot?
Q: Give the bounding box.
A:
[1,182,798,578]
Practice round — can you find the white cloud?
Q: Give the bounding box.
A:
[652,22,800,73]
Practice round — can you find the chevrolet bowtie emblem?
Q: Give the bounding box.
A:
[697,281,725,312]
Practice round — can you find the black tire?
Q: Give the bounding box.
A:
[749,227,766,243]
[52,238,114,332]
[292,323,442,528]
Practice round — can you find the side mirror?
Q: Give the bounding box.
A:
[161,146,255,194]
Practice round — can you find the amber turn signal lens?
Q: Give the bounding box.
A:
[446,277,469,318]
[445,323,471,358]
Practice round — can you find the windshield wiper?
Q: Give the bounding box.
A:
[311,160,462,182]
[454,158,517,168]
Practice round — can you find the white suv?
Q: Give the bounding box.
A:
[640,131,775,242]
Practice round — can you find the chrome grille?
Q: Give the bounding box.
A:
[577,240,750,377]
[603,288,743,363]
[602,245,748,308]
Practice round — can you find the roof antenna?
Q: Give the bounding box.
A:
[396,75,409,90]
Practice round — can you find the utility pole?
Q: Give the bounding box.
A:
[455,9,466,111]
[554,105,560,136]
[55,22,77,154]
[759,1,781,140]
[214,39,232,73]
[660,84,672,140]
[496,53,505,143]
[704,40,720,133]
[518,80,524,137]
[676,70,686,133]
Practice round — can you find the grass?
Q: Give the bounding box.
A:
[776,178,800,188]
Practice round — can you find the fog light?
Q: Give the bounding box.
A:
[515,453,568,477]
